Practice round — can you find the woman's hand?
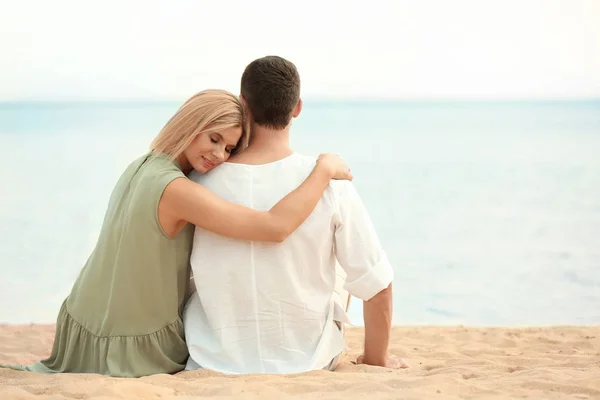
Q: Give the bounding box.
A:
[316,154,353,181]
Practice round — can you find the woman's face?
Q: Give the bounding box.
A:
[183,126,242,173]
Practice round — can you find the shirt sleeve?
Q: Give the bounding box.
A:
[149,157,187,238]
[332,181,394,301]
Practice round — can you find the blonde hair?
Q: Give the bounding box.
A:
[151,89,250,158]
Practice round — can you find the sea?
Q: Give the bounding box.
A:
[1,100,599,326]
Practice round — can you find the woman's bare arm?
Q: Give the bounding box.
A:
[160,154,352,242]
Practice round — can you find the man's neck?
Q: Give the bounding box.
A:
[230,123,293,165]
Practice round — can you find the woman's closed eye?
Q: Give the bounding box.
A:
[211,134,235,154]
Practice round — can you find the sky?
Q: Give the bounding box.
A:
[1,0,599,101]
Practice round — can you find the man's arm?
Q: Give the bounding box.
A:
[362,284,393,366]
[332,181,398,368]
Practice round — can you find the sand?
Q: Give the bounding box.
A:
[1,324,599,399]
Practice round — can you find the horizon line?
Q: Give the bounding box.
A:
[1,96,600,105]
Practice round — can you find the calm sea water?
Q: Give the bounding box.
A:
[1,100,599,326]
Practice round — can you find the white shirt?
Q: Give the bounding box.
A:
[184,153,394,374]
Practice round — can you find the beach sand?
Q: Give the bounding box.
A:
[1,324,599,399]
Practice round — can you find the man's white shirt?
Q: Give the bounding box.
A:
[184,153,394,374]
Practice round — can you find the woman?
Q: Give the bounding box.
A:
[1,89,351,377]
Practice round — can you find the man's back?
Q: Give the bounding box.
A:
[184,153,393,374]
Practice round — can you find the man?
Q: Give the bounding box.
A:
[183,56,406,373]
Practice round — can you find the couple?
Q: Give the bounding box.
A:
[1,56,405,377]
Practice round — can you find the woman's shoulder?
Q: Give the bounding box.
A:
[128,152,184,179]
[114,152,185,196]
[144,152,182,171]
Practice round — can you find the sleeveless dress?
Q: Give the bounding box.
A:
[1,152,194,377]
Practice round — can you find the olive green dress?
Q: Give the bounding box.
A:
[1,152,194,377]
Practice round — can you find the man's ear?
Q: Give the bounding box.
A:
[292,98,303,118]
[240,94,253,120]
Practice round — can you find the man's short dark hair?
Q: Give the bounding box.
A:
[240,56,301,130]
